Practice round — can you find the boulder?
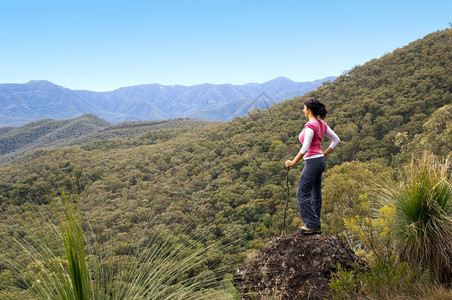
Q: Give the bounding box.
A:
[233,232,362,299]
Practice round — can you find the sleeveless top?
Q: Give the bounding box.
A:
[299,119,328,158]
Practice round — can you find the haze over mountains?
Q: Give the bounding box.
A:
[0,76,336,127]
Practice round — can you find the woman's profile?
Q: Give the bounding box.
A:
[285,98,340,235]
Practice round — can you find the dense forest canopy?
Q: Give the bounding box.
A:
[308,30,452,163]
[0,29,451,296]
[0,115,217,163]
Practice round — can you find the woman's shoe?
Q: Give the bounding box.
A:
[299,225,322,235]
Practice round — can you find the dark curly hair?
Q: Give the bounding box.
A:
[304,98,327,119]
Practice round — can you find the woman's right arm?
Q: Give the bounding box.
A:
[323,126,340,156]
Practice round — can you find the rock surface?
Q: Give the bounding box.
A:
[233,232,361,299]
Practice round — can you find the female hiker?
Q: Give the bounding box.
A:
[285,98,340,235]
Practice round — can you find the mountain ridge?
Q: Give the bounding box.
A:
[0,76,336,127]
[0,114,216,163]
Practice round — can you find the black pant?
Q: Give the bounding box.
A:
[296,157,326,228]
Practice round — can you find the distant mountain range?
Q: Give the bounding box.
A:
[0,76,336,127]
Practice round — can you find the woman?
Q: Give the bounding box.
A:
[285,98,340,235]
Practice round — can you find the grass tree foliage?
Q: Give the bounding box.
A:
[1,193,232,299]
[331,152,451,299]
[379,153,452,283]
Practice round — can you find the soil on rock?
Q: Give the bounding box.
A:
[233,232,362,299]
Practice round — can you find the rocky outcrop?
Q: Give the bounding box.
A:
[233,232,362,299]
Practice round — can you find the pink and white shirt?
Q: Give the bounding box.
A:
[299,119,340,160]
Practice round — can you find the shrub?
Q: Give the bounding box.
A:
[378,152,452,283]
[0,193,232,299]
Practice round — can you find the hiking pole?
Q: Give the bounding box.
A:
[281,166,290,236]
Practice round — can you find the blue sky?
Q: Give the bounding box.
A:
[1,0,451,91]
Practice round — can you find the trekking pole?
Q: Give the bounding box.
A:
[281,166,290,236]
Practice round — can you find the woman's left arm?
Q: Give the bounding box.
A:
[285,128,314,168]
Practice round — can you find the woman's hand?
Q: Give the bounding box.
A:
[285,160,295,168]
[285,152,303,168]
[323,147,333,156]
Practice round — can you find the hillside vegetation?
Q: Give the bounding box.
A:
[309,30,452,164]
[0,115,216,163]
[0,29,451,297]
[0,114,109,155]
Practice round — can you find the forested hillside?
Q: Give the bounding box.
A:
[308,30,452,164]
[0,115,217,163]
[0,114,110,156]
[0,29,451,297]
